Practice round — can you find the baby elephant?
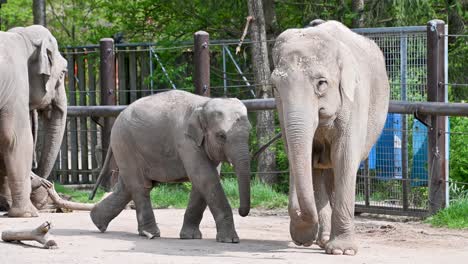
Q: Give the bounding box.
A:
[90,90,252,243]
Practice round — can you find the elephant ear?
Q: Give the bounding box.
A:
[185,107,206,147]
[36,39,53,76]
[338,44,359,103]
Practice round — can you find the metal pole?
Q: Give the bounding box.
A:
[149,47,154,93]
[427,19,446,215]
[67,100,468,117]
[222,45,227,96]
[194,31,210,96]
[364,158,370,207]
[400,33,409,211]
[99,38,116,190]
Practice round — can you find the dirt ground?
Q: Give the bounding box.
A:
[0,209,467,264]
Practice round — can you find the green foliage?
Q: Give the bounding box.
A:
[55,178,288,209]
[449,117,468,183]
[54,183,105,203]
[426,198,468,228]
[0,0,33,30]
[221,178,288,209]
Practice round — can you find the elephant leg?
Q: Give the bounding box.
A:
[314,168,334,248]
[288,170,317,247]
[124,171,159,239]
[90,177,131,232]
[180,187,206,239]
[0,106,37,217]
[325,144,359,255]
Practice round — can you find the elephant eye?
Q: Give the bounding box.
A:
[316,79,328,96]
[216,131,227,142]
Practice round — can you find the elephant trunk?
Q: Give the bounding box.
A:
[35,88,67,179]
[226,143,251,217]
[284,109,318,224]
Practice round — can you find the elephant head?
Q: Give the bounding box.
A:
[8,25,68,179]
[271,28,358,223]
[187,98,252,216]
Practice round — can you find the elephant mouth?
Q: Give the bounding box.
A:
[318,114,336,127]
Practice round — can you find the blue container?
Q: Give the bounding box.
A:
[375,113,403,179]
[411,120,428,186]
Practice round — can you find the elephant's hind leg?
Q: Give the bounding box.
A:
[90,178,131,232]
[124,171,160,239]
[0,101,37,217]
[180,187,206,239]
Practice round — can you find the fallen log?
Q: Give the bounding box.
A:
[1,221,57,249]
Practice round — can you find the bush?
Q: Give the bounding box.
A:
[427,198,468,229]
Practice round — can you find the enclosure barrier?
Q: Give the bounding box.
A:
[50,20,467,217]
[67,100,468,117]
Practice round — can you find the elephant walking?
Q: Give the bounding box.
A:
[0,26,68,217]
[271,20,390,255]
[90,90,252,243]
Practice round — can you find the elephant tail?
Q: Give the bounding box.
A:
[89,147,114,200]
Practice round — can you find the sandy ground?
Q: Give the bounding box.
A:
[0,209,467,264]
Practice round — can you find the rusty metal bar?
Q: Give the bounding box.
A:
[194,31,210,96]
[427,20,447,215]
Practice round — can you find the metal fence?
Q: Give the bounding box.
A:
[354,26,432,216]
[43,22,467,217]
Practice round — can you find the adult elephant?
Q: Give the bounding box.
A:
[271,20,389,255]
[90,90,251,242]
[0,25,67,217]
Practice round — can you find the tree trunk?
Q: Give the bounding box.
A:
[352,0,365,28]
[248,0,277,185]
[33,0,46,26]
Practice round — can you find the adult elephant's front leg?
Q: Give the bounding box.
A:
[180,187,206,239]
[0,102,37,217]
[325,143,359,255]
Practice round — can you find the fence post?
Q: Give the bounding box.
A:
[194,31,210,96]
[99,38,116,189]
[427,20,447,215]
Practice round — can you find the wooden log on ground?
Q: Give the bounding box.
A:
[1,221,57,249]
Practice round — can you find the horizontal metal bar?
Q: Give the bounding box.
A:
[68,105,126,117]
[67,100,468,117]
[389,100,468,116]
[355,205,429,217]
[352,26,426,34]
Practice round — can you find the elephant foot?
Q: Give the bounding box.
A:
[138,226,160,239]
[316,233,330,249]
[90,206,110,232]
[7,203,38,218]
[325,235,358,255]
[216,230,239,243]
[290,219,317,247]
[180,225,202,239]
[215,218,239,243]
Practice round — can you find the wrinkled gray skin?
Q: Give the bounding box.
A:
[271,20,389,255]
[0,25,68,217]
[91,90,252,243]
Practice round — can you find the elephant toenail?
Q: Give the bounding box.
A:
[332,249,343,255]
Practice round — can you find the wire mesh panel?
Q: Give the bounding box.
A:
[353,26,430,216]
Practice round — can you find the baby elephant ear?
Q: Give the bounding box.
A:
[338,44,359,103]
[37,39,53,76]
[185,107,205,147]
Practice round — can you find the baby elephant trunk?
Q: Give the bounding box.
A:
[226,143,251,217]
